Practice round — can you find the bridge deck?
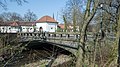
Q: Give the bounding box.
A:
[17,32,81,56]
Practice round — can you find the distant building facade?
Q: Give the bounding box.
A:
[0,15,58,33]
[58,24,80,32]
[36,16,58,32]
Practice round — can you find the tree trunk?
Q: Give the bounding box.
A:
[73,11,76,32]
[75,0,99,66]
[76,21,89,67]
[117,6,120,67]
[118,37,120,67]
[63,15,67,32]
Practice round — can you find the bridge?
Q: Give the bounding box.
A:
[1,32,113,57]
[17,32,81,56]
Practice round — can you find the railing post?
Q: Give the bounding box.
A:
[20,33,22,37]
[67,34,70,38]
[32,33,34,39]
[34,33,37,37]
[76,35,78,39]
[25,33,27,37]
[48,34,50,37]
[54,34,56,37]
[28,33,30,36]
[43,32,45,36]
[38,33,40,37]
[27,33,29,37]
[36,33,39,39]
[60,34,62,37]
[30,33,32,36]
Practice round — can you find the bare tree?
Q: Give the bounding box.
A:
[111,0,120,66]
[63,15,67,32]
[0,16,4,21]
[75,0,99,66]
[23,9,37,22]
[97,0,120,66]
[62,0,83,32]
[0,12,23,21]
[0,0,28,9]
[62,0,99,66]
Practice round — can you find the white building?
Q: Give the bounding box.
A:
[36,15,58,32]
[0,15,58,33]
[0,21,35,33]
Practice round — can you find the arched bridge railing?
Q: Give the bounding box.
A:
[46,32,80,42]
[17,32,81,42]
[17,32,81,56]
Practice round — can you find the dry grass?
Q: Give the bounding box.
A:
[21,54,72,67]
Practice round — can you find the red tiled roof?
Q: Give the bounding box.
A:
[58,24,73,30]
[18,22,36,26]
[0,21,36,26]
[10,21,19,26]
[36,15,57,23]
[0,22,12,26]
[58,24,64,29]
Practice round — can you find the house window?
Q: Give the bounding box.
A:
[23,28,25,29]
[9,28,11,29]
[51,27,53,29]
[2,28,4,29]
[39,27,43,32]
[40,27,42,29]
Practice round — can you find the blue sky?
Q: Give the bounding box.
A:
[0,0,68,22]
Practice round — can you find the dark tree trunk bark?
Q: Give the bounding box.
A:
[117,6,120,67]
[75,0,99,66]
[117,37,120,67]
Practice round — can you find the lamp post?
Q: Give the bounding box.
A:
[100,4,103,31]
[98,3,105,40]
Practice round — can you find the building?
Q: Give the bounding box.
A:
[0,15,58,33]
[0,21,35,33]
[58,23,80,32]
[36,15,58,32]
